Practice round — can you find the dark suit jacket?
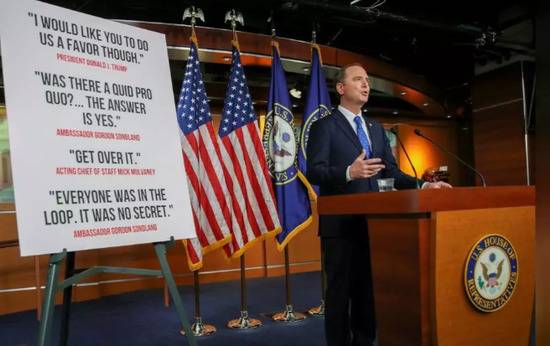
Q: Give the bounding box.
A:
[306,109,420,237]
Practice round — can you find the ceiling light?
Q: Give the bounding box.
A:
[289,88,302,99]
[392,111,399,115]
[400,91,407,96]
[446,114,453,118]
[423,102,429,107]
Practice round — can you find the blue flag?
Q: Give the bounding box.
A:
[298,44,332,196]
[263,42,312,250]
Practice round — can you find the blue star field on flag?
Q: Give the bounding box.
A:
[219,48,256,137]
[176,42,212,135]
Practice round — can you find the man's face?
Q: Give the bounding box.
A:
[336,65,370,106]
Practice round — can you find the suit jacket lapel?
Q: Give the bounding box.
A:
[334,110,363,152]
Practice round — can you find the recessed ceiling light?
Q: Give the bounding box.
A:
[392,111,399,115]
[289,88,302,99]
[400,91,407,96]
[446,114,453,118]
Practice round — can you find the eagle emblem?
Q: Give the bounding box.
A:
[464,234,518,312]
[478,253,505,295]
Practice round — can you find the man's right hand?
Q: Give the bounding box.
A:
[349,150,385,180]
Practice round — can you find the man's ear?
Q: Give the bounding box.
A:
[336,82,344,96]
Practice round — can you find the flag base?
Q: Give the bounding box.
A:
[227,310,262,329]
[272,304,306,322]
[180,317,217,336]
[308,300,325,316]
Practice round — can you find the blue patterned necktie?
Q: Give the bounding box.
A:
[354,115,372,159]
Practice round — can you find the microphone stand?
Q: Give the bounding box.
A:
[414,129,487,187]
[390,127,420,189]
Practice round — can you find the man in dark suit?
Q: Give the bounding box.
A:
[306,63,450,346]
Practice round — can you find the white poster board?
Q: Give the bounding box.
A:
[0,0,195,256]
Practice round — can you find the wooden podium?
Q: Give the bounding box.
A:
[317,186,535,346]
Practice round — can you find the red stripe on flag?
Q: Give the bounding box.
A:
[220,137,249,246]
[248,123,278,216]
[196,125,232,240]
[243,123,277,230]
[234,128,265,237]
[181,150,209,246]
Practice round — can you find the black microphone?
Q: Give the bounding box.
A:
[390,127,420,189]
[414,128,487,187]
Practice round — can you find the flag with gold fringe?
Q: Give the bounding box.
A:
[218,40,281,258]
[262,41,313,251]
[176,36,232,270]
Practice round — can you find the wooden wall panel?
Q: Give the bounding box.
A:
[472,63,528,186]
[472,102,526,185]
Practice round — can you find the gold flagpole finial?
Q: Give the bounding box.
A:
[182,6,205,45]
[311,27,323,66]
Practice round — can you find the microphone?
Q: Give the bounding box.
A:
[390,127,420,189]
[414,128,487,187]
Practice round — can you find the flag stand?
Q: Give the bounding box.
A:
[308,245,325,316]
[227,254,262,329]
[272,247,306,322]
[181,270,216,336]
[37,239,196,346]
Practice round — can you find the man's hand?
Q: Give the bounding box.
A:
[349,150,385,180]
[424,181,452,189]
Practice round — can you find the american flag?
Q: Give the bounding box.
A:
[177,41,232,270]
[219,45,280,258]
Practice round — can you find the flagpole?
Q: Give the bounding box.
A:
[180,270,216,336]
[179,8,216,336]
[267,29,308,323]
[227,254,262,328]
[273,246,306,322]
[222,10,264,329]
[163,281,170,307]
[308,32,325,316]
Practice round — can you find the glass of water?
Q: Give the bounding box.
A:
[377,178,395,192]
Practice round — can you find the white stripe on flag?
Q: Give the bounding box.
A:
[244,123,280,225]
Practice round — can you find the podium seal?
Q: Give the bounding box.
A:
[464,234,518,312]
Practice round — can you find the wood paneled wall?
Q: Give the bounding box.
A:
[472,63,530,186]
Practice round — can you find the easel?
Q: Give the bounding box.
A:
[37,237,197,346]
